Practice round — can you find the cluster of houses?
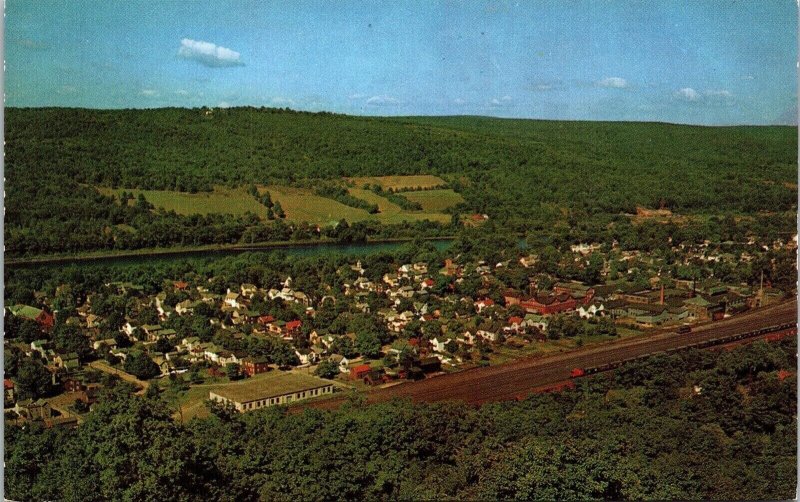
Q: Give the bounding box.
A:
[5,232,793,419]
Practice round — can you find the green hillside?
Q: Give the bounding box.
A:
[4,107,797,256]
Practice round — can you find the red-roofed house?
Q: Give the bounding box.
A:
[350,364,372,380]
[285,320,303,334]
[778,369,793,381]
[173,281,189,291]
[475,298,495,313]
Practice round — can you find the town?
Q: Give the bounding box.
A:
[5,230,794,424]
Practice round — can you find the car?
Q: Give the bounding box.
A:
[677,325,692,334]
[570,367,585,378]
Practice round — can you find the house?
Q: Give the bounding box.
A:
[54,352,80,371]
[577,301,606,319]
[285,320,303,335]
[8,304,55,332]
[224,291,244,309]
[240,283,259,298]
[92,338,118,351]
[418,356,442,373]
[328,354,350,373]
[5,379,16,406]
[241,357,271,377]
[474,298,495,313]
[15,398,52,421]
[295,349,318,365]
[431,337,452,353]
[350,364,372,380]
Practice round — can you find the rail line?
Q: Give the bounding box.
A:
[304,300,797,410]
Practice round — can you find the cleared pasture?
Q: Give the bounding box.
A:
[97,186,267,218]
[397,189,464,212]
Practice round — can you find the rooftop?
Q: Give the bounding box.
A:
[209,372,331,403]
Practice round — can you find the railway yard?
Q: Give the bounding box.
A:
[306,300,797,409]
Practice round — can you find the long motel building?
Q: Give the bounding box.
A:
[209,373,335,412]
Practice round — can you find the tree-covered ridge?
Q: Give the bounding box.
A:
[4,107,796,256]
[7,107,797,213]
[5,338,796,501]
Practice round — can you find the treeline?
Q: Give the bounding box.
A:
[365,184,423,210]
[314,182,379,213]
[5,337,795,500]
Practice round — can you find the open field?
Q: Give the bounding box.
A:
[261,185,451,225]
[97,186,267,218]
[397,189,464,212]
[348,175,447,190]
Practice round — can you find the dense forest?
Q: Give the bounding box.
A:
[5,107,797,256]
[5,337,796,500]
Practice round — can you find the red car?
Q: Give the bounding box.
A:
[570,368,585,378]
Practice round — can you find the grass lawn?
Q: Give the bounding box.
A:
[397,189,464,212]
[348,175,447,191]
[97,186,268,218]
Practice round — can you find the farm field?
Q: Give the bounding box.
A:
[261,185,451,225]
[397,189,464,212]
[97,186,267,218]
[348,174,447,190]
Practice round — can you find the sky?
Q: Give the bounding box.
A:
[5,0,798,125]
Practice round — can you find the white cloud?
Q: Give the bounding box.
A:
[597,77,628,88]
[140,89,159,97]
[57,85,78,95]
[217,101,231,108]
[348,93,366,100]
[489,95,513,107]
[675,87,700,101]
[366,95,399,106]
[175,89,189,96]
[453,98,466,105]
[177,38,244,68]
[536,84,553,91]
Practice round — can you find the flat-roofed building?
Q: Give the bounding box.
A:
[209,373,334,412]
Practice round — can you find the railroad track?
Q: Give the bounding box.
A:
[305,300,797,410]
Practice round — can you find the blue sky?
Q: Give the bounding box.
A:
[5,0,797,125]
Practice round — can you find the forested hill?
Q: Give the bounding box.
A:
[7,107,797,214]
[4,107,797,256]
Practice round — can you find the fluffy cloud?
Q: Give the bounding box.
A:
[177,38,244,68]
[366,95,399,106]
[597,77,628,88]
[675,87,700,101]
[453,98,466,105]
[140,89,159,97]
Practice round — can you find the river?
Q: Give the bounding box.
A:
[6,238,455,270]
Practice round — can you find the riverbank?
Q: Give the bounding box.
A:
[5,236,456,268]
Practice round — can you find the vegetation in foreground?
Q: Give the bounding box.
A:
[5,338,795,501]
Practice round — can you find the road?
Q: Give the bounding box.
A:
[306,300,797,410]
[88,360,150,395]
